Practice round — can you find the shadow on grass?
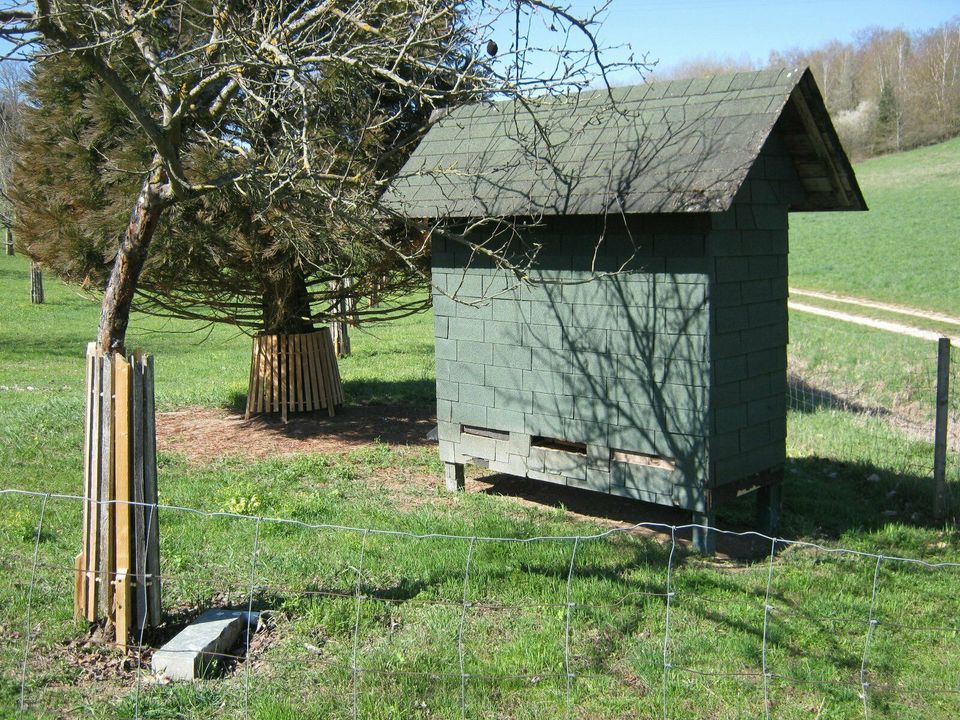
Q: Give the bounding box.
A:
[788,374,893,418]
[469,455,953,557]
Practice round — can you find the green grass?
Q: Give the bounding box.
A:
[790,136,960,314]
[2,252,960,718]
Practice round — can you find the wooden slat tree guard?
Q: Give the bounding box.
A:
[74,344,161,651]
[245,329,344,422]
[30,261,44,304]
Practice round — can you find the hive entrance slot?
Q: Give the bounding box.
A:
[531,437,587,454]
[461,425,510,441]
[611,449,676,471]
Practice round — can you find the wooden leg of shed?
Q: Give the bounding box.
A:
[756,482,783,536]
[691,510,716,556]
[444,462,465,492]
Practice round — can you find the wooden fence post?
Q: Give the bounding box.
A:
[4,227,12,256]
[933,337,951,522]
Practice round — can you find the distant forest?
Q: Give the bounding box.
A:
[654,18,960,160]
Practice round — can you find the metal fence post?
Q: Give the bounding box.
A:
[933,337,951,522]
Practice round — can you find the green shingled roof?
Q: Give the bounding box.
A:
[382,67,865,217]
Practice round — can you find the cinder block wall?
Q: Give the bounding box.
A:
[707,131,800,490]
[432,132,797,512]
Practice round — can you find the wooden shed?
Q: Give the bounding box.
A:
[382,67,865,551]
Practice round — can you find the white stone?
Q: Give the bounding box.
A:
[151,609,259,681]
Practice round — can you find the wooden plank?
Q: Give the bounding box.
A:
[291,334,301,412]
[261,335,270,413]
[310,330,331,410]
[143,354,162,627]
[86,349,101,621]
[113,355,132,650]
[281,334,289,423]
[254,336,264,415]
[98,353,114,617]
[294,334,304,413]
[305,332,320,412]
[323,329,344,407]
[73,553,85,621]
[271,334,280,414]
[77,344,95,621]
[245,336,257,419]
[317,330,336,416]
[130,351,148,633]
[330,331,345,406]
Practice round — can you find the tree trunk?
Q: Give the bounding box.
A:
[97,167,170,354]
[261,265,314,335]
[4,227,13,256]
[30,261,44,304]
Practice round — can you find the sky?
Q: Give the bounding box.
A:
[587,0,958,76]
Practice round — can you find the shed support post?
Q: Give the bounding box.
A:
[691,510,715,555]
[756,480,782,536]
[444,462,465,492]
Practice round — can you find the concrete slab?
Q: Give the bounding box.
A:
[152,609,259,680]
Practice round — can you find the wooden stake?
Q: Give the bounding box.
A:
[131,350,148,633]
[113,355,132,650]
[143,354,161,627]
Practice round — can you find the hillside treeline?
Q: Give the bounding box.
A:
[659,18,960,160]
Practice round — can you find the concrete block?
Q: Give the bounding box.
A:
[495,388,532,414]
[152,609,258,680]
[523,324,564,349]
[435,338,457,361]
[527,468,567,486]
[459,431,498,460]
[436,380,459,402]
[436,399,452,422]
[485,365,524,390]
[457,340,492,365]
[435,316,449,339]
[533,392,575,419]
[448,361,484,386]
[451,402,486,427]
[447,317,484,341]
[487,407,525,433]
[455,302,492,321]
[492,344,531,370]
[458,382,494,408]
[484,320,522,345]
[509,432,531,455]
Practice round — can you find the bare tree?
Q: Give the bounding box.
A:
[0,0,647,354]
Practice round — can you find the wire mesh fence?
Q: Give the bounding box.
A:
[2,489,960,719]
[788,338,959,511]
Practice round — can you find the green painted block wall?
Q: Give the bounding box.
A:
[432,131,796,511]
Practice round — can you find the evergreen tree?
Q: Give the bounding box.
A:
[13,51,435,336]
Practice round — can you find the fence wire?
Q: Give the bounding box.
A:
[788,341,960,504]
[2,489,960,720]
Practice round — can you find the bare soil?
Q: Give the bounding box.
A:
[157,404,436,464]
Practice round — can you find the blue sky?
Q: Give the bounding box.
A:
[588,0,957,75]
[489,0,959,87]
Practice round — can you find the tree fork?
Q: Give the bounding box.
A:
[97,167,171,354]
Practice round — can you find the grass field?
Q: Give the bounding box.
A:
[1,227,959,719]
[790,136,960,314]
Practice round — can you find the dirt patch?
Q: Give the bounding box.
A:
[157,404,436,465]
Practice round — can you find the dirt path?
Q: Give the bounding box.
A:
[789,288,960,345]
[790,287,960,327]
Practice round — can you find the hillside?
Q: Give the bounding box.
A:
[789,136,960,314]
